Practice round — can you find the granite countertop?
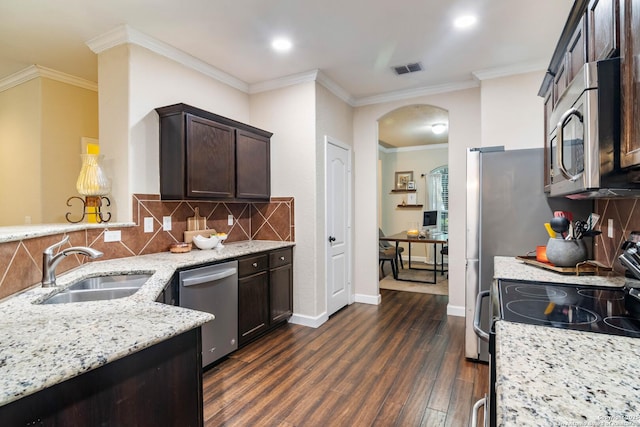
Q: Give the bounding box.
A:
[493,257,640,426]
[494,255,626,287]
[495,321,640,426]
[0,240,294,407]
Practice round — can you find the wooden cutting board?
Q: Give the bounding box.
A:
[186,207,206,231]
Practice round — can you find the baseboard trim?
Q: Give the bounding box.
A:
[447,304,465,317]
[289,312,328,328]
[355,293,381,305]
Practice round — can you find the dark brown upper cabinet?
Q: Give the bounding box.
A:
[588,0,620,62]
[620,0,640,168]
[156,103,272,201]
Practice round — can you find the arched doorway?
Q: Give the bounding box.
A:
[377,104,449,292]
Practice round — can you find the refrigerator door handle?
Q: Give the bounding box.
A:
[473,290,490,342]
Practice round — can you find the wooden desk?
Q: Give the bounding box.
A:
[380,231,448,284]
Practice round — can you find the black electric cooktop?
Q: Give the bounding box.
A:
[497,279,640,338]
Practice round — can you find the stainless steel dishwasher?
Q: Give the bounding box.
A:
[179,260,238,367]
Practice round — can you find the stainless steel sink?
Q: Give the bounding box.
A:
[40,273,152,304]
[66,274,151,291]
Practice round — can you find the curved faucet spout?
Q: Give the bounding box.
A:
[42,237,104,287]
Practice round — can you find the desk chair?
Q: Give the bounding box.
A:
[440,245,448,277]
[379,247,398,279]
[379,229,404,269]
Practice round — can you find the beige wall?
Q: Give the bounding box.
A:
[480,71,545,150]
[250,82,319,319]
[0,77,98,226]
[354,87,481,314]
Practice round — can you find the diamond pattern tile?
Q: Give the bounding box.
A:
[0,194,294,298]
[595,198,640,274]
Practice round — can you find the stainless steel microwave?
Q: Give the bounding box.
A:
[547,58,640,199]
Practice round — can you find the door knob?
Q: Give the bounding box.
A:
[328,236,336,242]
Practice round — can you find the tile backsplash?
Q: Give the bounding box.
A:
[594,198,639,274]
[0,194,294,300]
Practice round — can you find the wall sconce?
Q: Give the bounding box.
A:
[431,123,447,135]
[66,154,111,223]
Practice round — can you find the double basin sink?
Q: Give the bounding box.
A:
[40,274,152,304]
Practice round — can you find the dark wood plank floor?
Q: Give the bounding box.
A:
[202,289,488,426]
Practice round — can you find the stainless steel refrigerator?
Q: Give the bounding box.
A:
[465,147,591,361]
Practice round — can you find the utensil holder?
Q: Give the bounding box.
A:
[545,237,587,267]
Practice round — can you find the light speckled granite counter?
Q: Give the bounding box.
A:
[495,255,626,287]
[0,240,294,407]
[493,257,640,426]
[495,321,640,426]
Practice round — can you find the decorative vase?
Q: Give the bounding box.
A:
[545,237,588,267]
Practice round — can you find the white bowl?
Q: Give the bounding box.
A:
[192,234,219,250]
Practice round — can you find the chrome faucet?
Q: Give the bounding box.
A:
[42,236,104,287]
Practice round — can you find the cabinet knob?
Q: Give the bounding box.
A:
[280,256,285,261]
[252,262,258,268]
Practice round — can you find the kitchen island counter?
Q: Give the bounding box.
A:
[495,321,640,426]
[493,256,639,426]
[0,240,294,408]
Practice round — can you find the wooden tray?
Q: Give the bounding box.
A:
[515,256,612,275]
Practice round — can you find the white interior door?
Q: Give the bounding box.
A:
[326,136,351,316]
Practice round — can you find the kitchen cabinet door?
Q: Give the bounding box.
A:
[589,0,620,61]
[269,248,293,324]
[236,129,270,200]
[620,0,640,168]
[157,103,272,201]
[270,265,292,324]
[566,15,587,84]
[238,271,269,346]
[186,114,235,199]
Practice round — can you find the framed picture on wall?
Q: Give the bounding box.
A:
[407,181,416,190]
[394,171,413,190]
[407,193,417,204]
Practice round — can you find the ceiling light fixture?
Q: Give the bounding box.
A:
[431,123,447,135]
[271,37,292,52]
[454,15,477,29]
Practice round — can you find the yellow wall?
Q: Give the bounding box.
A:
[0,76,98,225]
[41,78,99,223]
[0,79,42,225]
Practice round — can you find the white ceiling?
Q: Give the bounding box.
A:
[0,0,574,145]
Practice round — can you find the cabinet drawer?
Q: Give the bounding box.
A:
[270,248,293,268]
[238,254,269,277]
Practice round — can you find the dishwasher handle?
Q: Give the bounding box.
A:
[473,290,490,342]
[181,267,237,287]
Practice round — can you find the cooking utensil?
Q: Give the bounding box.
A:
[549,217,570,237]
[554,211,574,221]
[573,220,590,239]
[544,223,556,238]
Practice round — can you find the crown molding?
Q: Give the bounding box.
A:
[249,69,319,94]
[378,143,448,154]
[354,80,479,107]
[472,61,547,81]
[249,69,355,106]
[86,25,249,93]
[0,65,97,93]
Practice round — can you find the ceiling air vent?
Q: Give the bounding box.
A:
[392,62,424,75]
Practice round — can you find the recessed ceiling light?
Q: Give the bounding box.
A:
[271,37,292,52]
[431,123,447,134]
[454,15,477,29]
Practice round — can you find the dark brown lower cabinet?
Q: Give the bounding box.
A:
[238,248,293,347]
[0,328,203,427]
